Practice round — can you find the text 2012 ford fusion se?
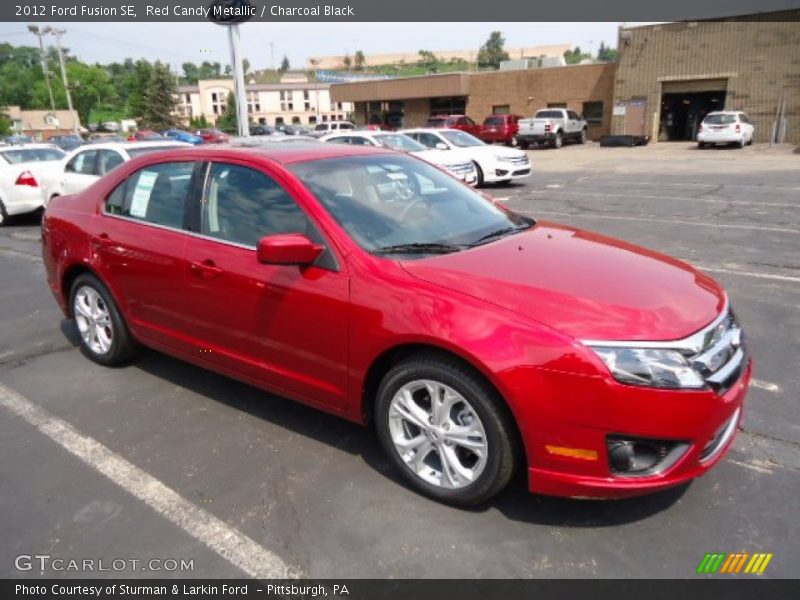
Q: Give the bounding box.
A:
[41,143,751,506]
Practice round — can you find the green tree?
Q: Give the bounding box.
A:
[354,50,365,71]
[127,60,154,119]
[342,54,351,70]
[477,31,510,69]
[242,58,250,76]
[563,46,592,65]
[417,50,440,72]
[189,114,209,130]
[138,62,178,130]
[0,109,12,136]
[280,55,291,72]
[596,41,618,63]
[215,91,237,132]
[65,62,115,127]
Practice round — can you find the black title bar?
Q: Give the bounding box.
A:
[3,0,800,22]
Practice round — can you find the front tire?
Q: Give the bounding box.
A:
[473,161,485,187]
[70,274,139,366]
[375,354,518,506]
[579,128,587,144]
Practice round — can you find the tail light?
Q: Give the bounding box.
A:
[15,170,38,187]
[545,121,552,133]
[735,123,741,133]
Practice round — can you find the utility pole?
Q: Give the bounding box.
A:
[270,42,276,72]
[27,25,56,113]
[50,28,79,135]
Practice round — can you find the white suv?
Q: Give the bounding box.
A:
[311,121,356,137]
[697,111,755,148]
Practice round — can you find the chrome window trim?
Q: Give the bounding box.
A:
[581,296,729,354]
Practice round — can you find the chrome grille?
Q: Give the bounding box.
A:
[505,156,529,166]
[683,308,746,394]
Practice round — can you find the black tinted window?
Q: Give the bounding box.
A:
[105,162,195,229]
[202,163,309,247]
[66,150,98,175]
[98,150,125,175]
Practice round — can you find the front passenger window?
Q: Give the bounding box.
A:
[202,163,310,248]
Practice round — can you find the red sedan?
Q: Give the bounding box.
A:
[41,144,750,506]
[425,115,483,138]
[196,128,230,144]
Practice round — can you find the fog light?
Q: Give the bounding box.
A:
[495,169,509,176]
[606,436,687,476]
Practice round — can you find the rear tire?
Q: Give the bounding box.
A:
[552,132,563,149]
[518,139,529,150]
[738,137,746,149]
[509,136,519,148]
[70,274,139,366]
[375,353,518,506]
[697,142,706,149]
[0,199,7,226]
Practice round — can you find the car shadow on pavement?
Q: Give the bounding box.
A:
[128,347,687,526]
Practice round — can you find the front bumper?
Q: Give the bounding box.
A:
[483,159,532,182]
[524,360,752,499]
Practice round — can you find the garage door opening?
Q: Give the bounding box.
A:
[660,90,726,141]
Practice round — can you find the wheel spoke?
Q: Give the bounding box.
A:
[391,388,430,430]
[74,297,93,320]
[444,424,486,453]
[410,440,434,472]
[431,386,458,427]
[439,445,472,488]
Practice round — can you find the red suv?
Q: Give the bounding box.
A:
[196,128,230,144]
[425,115,483,138]
[42,144,750,506]
[479,114,523,146]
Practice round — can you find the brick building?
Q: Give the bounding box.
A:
[612,12,800,143]
[331,64,615,140]
[330,10,800,144]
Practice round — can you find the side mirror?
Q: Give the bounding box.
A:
[435,142,448,150]
[256,234,324,266]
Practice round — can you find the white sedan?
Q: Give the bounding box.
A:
[320,131,478,186]
[43,140,189,203]
[0,144,66,225]
[697,111,755,148]
[402,128,531,186]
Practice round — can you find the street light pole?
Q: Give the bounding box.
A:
[227,24,249,137]
[27,25,56,113]
[50,28,79,135]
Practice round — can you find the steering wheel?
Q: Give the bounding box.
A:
[398,195,431,220]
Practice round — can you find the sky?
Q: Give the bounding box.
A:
[0,22,623,71]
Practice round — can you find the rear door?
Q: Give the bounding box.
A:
[181,160,350,408]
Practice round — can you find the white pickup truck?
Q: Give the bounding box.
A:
[516,108,588,149]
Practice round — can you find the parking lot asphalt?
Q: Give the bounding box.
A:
[0,142,798,579]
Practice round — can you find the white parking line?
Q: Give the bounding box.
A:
[751,379,782,393]
[574,177,800,192]
[691,265,800,284]
[526,211,800,235]
[0,382,301,579]
[528,189,797,208]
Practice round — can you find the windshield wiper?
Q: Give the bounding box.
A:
[469,224,530,246]
[372,243,464,255]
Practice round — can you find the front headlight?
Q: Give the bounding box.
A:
[493,154,513,163]
[588,346,706,389]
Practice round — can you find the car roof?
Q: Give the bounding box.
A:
[401,128,458,134]
[136,141,395,166]
[0,143,62,151]
[71,141,190,152]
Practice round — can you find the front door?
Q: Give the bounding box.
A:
[181,160,350,409]
[624,101,647,136]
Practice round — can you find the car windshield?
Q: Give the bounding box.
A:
[374,133,427,152]
[126,146,184,158]
[290,154,533,257]
[439,130,485,148]
[535,110,564,119]
[704,114,737,125]
[0,147,66,164]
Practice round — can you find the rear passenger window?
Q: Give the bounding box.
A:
[104,162,195,230]
[202,163,309,248]
[66,150,98,175]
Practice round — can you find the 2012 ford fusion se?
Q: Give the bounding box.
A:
[41,143,751,506]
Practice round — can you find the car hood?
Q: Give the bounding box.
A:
[400,222,725,341]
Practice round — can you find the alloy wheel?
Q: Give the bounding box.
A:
[388,379,488,489]
[73,285,114,355]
